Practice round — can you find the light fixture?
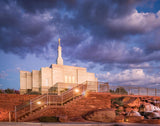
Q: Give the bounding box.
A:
[74,88,79,93]
[37,101,41,105]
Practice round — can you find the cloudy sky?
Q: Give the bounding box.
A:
[0,0,160,90]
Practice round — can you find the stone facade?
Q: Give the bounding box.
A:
[20,39,98,94]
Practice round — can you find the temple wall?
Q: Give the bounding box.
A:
[20,71,32,94]
[20,71,27,90]
[63,66,77,84]
[50,64,97,86]
[77,72,98,92]
[77,69,86,84]
[32,70,41,92]
[52,65,64,85]
[26,72,32,89]
[20,64,98,94]
[87,73,96,81]
[41,67,52,94]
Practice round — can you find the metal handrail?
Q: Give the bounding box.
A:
[31,95,47,103]
[12,82,88,122]
[15,95,46,111]
[30,94,46,102]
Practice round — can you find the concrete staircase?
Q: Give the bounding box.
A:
[18,95,85,122]
[18,104,64,122]
[18,92,111,122]
[14,82,111,122]
[14,83,87,122]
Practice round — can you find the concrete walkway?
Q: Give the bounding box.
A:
[0,122,160,126]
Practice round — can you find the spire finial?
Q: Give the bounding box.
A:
[58,38,61,46]
[57,38,63,65]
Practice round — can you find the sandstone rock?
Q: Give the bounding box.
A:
[144,103,160,112]
[122,97,141,107]
[83,108,116,122]
[145,111,160,119]
[127,110,141,116]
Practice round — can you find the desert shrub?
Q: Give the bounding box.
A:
[38,116,59,122]
[110,89,115,93]
[0,88,19,94]
[4,88,15,94]
[112,97,124,106]
[115,87,128,95]
[110,87,128,95]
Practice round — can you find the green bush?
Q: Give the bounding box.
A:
[110,87,128,95]
[38,116,59,122]
[4,88,15,94]
[110,89,115,93]
[111,97,124,106]
[115,87,128,95]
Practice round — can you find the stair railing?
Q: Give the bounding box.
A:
[14,94,48,122]
[12,82,88,122]
[61,83,87,105]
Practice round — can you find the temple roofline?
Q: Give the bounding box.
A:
[50,64,86,70]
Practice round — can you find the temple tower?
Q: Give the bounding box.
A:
[20,38,98,94]
[56,38,63,65]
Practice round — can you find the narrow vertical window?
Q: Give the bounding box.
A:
[65,76,67,83]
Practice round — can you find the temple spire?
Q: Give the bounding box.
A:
[58,38,61,46]
[56,38,63,65]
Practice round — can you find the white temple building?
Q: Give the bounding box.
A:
[20,39,98,94]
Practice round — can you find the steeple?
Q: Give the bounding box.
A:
[58,38,61,46]
[56,38,63,65]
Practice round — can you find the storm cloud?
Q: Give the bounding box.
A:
[0,0,160,68]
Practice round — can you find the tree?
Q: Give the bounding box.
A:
[4,88,15,94]
[0,89,3,93]
[110,89,115,94]
[115,87,128,95]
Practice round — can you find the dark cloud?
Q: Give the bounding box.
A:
[16,0,58,12]
[0,1,55,57]
[0,0,160,67]
[145,30,160,53]
[15,0,77,13]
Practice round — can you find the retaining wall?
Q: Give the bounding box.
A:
[0,94,38,121]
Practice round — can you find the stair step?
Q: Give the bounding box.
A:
[16,84,88,122]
